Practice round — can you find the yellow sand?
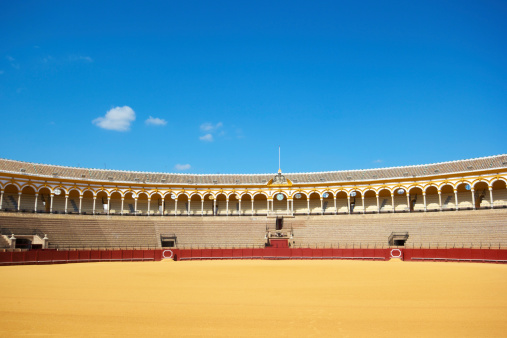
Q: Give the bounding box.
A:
[0,259,506,337]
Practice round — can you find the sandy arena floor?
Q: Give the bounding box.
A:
[0,259,506,337]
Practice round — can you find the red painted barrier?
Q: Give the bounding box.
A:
[1,248,506,266]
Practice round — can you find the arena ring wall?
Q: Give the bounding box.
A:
[0,155,506,250]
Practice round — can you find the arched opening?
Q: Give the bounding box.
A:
[20,186,36,212]
[136,192,148,215]
[38,187,51,213]
[378,189,392,213]
[229,193,239,215]
[408,187,423,212]
[440,184,455,210]
[349,191,362,213]
[68,189,81,213]
[363,190,377,213]
[81,190,94,214]
[335,191,348,214]
[272,192,287,213]
[321,191,334,214]
[3,184,19,211]
[149,193,163,215]
[124,192,136,215]
[456,183,473,210]
[96,191,109,214]
[176,194,189,215]
[491,180,507,208]
[109,191,122,215]
[189,194,202,216]
[202,193,213,216]
[215,194,227,215]
[240,194,252,216]
[308,192,321,214]
[253,193,268,215]
[425,186,439,211]
[473,181,489,209]
[292,192,308,215]
[392,188,408,212]
[52,188,66,214]
[163,193,176,216]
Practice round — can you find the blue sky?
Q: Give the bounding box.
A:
[1,1,506,174]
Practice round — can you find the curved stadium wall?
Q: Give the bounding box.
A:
[0,155,506,250]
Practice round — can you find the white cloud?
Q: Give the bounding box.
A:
[145,116,167,126]
[6,55,19,69]
[373,159,383,163]
[199,133,214,142]
[69,55,93,63]
[175,164,191,171]
[200,122,223,132]
[92,106,136,131]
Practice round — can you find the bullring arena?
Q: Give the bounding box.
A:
[1,154,507,336]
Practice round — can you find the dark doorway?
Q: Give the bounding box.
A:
[15,238,32,249]
[276,217,283,230]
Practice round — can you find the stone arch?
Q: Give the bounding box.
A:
[95,190,109,214]
[215,193,227,215]
[456,182,473,210]
[424,185,440,211]
[123,191,136,215]
[201,193,214,216]
[491,179,507,208]
[253,192,268,215]
[473,181,490,209]
[109,191,123,215]
[392,187,408,213]
[408,187,424,212]
[67,189,81,213]
[348,190,362,213]
[272,191,288,213]
[240,193,253,216]
[175,193,189,215]
[292,192,308,215]
[20,185,36,212]
[188,193,202,216]
[37,187,52,213]
[363,190,377,213]
[378,188,393,213]
[308,192,321,215]
[440,184,455,210]
[321,191,334,214]
[335,191,348,214]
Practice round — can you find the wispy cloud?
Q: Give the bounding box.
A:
[373,159,383,164]
[145,116,167,126]
[199,134,214,142]
[6,55,19,69]
[200,122,223,132]
[92,106,136,132]
[69,55,93,63]
[174,163,191,171]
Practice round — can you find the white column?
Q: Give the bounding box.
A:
[251,199,254,216]
[0,190,3,210]
[239,200,242,216]
[267,199,270,214]
[489,187,494,209]
[391,194,395,213]
[406,194,410,212]
[289,199,294,214]
[147,198,151,216]
[423,193,427,212]
[471,189,476,210]
[175,199,178,216]
[17,192,22,211]
[107,197,111,215]
[34,193,38,212]
[78,195,82,214]
[188,199,191,216]
[333,196,337,215]
[50,193,54,213]
[93,196,96,215]
[201,199,204,216]
[307,198,310,215]
[320,198,324,215]
[213,199,216,216]
[121,198,124,216]
[347,196,351,214]
[376,194,380,213]
[361,196,365,214]
[438,190,442,211]
[287,199,290,214]
[65,194,69,214]
[226,199,229,216]
[454,189,459,211]
[134,197,138,215]
[161,199,165,216]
